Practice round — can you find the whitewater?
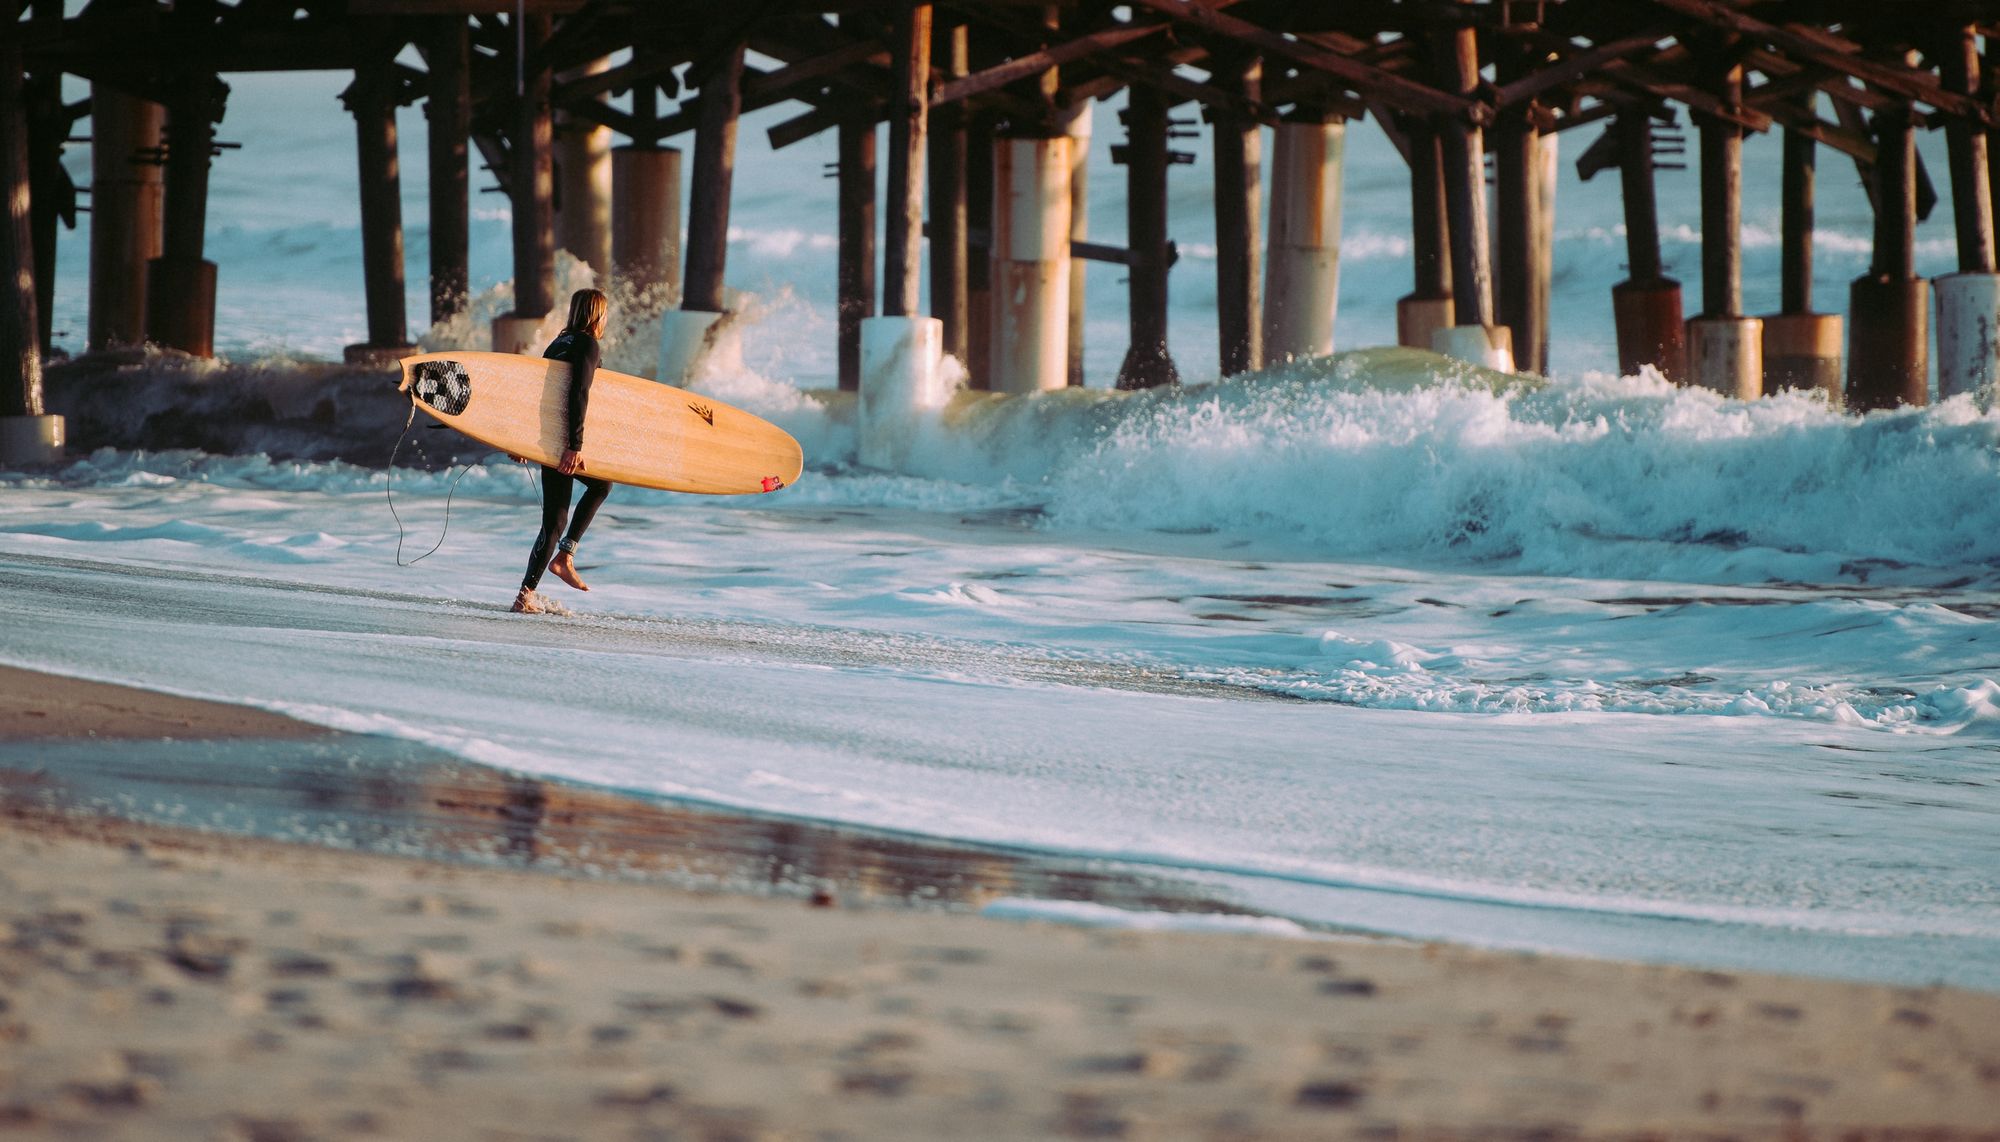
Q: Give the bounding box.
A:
[5,72,1998,991]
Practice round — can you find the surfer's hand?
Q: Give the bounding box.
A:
[558,449,585,475]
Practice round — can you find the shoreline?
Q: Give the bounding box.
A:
[3,666,1999,1136]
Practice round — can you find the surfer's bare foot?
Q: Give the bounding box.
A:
[549,551,590,591]
[510,588,547,614]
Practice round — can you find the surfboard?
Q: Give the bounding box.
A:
[398,351,803,495]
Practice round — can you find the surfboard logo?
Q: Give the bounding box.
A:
[689,401,715,426]
[411,360,472,416]
[761,476,786,492]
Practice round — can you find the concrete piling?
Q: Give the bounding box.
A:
[1935,26,1998,406]
[989,134,1072,394]
[610,145,682,299]
[1262,115,1344,365]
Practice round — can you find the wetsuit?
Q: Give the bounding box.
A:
[521,329,612,593]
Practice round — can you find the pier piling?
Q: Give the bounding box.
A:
[425,15,470,328]
[1397,115,1454,353]
[556,58,614,285]
[1686,62,1761,399]
[928,18,970,366]
[1495,25,1548,376]
[859,1,943,470]
[660,41,744,384]
[344,28,414,365]
[1066,104,1092,388]
[1935,25,1999,406]
[1115,84,1179,390]
[145,73,223,358]
[990,134,1072,394]
[1210,54,1262,376]
[1263,114,1345,365]
[610,46,679,304]
[1610,108,1685,381]
[835,117,877,392]
[1848,104,1929,411]
[2,32,60,465]
[965,115,994,389]
[1431,12,1511,371]
[493,13,554,355]
[1762,105,1843,403]
[87,86,163,351]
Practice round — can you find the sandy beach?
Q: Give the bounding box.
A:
[0,669,1994,1140]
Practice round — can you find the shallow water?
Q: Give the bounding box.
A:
[5,376,1999,990]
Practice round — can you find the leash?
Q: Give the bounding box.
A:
[386,401,472,566]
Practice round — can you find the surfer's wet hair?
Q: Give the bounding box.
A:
[566,289,609,336]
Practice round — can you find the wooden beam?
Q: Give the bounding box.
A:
[1114,82,1178,389]
[3,31,42,418]
[836,118,874,391]
[1646,0,1991,126]
[1492,27,1672,109]
[1941,22,1995,273]
[510,11,554,318]
[934,22,1163,106]
[1780,97,1815,315]
[1697,61,1745,318]
[425,14,470,325]
[883,1,931,319]
[1212,53,1261,375]
[1128,0,1477,122]
[930,16,969,361]
[1435,8,1493,327]
[745,39,891,104]
[348,0,586,12]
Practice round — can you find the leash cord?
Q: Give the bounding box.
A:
[387,401,472,567]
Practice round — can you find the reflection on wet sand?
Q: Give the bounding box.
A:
[0,730,1269,922]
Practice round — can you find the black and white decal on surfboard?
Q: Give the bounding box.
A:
[412,359,472,416]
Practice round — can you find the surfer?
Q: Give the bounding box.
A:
[513,288,613,614]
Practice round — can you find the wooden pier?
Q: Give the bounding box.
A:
[8,0,2000,465]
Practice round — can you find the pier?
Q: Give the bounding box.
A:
[7,0,2000,467]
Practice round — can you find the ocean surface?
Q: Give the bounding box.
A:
[7,70,1999,991]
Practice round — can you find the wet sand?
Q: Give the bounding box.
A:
[2,667,1998,1139]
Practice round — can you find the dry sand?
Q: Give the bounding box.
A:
[1,669,1997,1140]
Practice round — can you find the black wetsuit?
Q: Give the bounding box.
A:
[521,329,612,592]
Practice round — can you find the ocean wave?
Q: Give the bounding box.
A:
[29,336,2000,586]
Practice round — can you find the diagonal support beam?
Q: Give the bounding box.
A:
[1127,0,1478,123]
[1646,0,1991,126]
[935,22,1164,106]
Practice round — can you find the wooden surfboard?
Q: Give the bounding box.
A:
[398,351,803,495]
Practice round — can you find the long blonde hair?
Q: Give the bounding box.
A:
[565,288,608,336]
